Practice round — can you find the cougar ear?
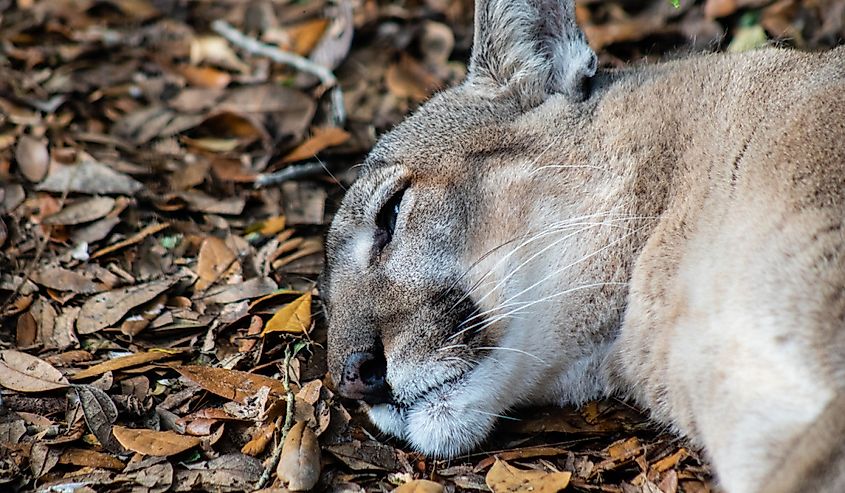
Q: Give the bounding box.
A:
[467,0,597,106]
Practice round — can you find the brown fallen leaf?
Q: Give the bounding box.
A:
[177,190,246,215]
[71,217,121,244]
[43,196,116,225]
[284,17,331,55]
[30,442,60,478]
[394,480,445,493]
[190,35,247,71]
[281,127,350,163]
[77,278,176,334]
[277,421,321,491]
[261,292,312,335]
[90,222,170,259]
[476,447,572,470]
[172,453,262,491]
[70,350,181,381]
[16,311,37,347]
[178,65,232,89]
[74,384,122,452]
[15,135,49,183]
[45,350,94,367]
[59,447,125,470]
[0,418,26,445]
[175,365,287,403]
[651,448,689,474]
[608,437,642,460]
[705,0,738,18]
[36,160,143,195]
[241,420,275,456]
[202,277,278,305]
[30,267,101,294]
[195,236,238,292]
[485,459,572,493]
[238,315,264,353]
[0,350,69,392]
[257,215,287,236]
[113,426,201,456]
[324,440,402,471]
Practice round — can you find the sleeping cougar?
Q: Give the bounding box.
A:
[321,1,845,491]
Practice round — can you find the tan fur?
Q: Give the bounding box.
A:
[322,1,845,491]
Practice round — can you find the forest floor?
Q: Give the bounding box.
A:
[0,0,843,492]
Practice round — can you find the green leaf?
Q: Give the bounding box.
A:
[670,0,680,7]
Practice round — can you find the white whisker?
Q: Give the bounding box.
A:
[476,346,548,365]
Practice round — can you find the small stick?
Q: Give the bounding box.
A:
[211,20,346,126]
[253,347,296,490]
[253,161,327,188]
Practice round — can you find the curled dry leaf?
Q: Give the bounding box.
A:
[203,276,278,305]
[59,447,125,470]
[281,127,350,163]
[36,161,143,195]
[195,236,238,292]
[77,278,175,334]
[43,196,116,225]
[30,267,101,294]
[261,292,312,335]
[277,421,321,491]
[30,442,60,478]
[178,65,232,89]
[172,453,262,491]
[90,222,171,259]
[0,350,69,392]
[70,350,181,381]
[394,479,445,493]
[15,135,49,183]
[113,425,201,457]
[73,384,122,452]
[485,459,572,493]
[257,215,287,236]
[175,365,287,403]
[241,420,275,456]
[190,35,247,71]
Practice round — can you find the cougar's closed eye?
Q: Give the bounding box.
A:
[373,186,408,252]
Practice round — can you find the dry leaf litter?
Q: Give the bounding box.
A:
[0,0,842,491]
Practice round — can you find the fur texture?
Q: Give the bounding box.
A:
[322,1,845,491]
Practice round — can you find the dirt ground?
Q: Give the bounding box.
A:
[0,0,843,492]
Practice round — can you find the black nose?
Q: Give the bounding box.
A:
[337,351,392,404]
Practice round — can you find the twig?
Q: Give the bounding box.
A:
[253,346,296,490]
[211,20,346,126]
[253,161,327,189]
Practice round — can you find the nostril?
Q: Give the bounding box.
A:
[339,351,392,404]
[358,353,387,387]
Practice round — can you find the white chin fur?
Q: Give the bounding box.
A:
[404,391,497,457]
[368,404,406,439]
[369,383,497,457]
[369,364,505,457]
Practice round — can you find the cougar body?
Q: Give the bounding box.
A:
[322,1,845,491]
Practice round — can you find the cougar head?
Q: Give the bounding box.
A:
[323,0,622,456]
